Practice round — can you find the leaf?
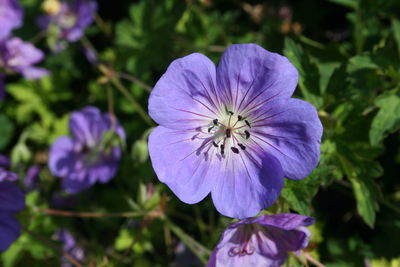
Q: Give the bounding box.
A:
[347,55,380,73]
[369,92,400,145]
[0,115,14,150]
[350,178,380,228]
[393,19,400,56]
[283,38,323,108]
[327,0,357,9]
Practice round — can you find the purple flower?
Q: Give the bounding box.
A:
[148,43,322,219]
[0,177,25,251]
[207,213,314,267]
[24,165,40,190]
[55,229,84,267]
[49,106,125,194]
[0,37,49,79]
[0,154,18,182]
[38,0,97,43]
[0,0,23,41]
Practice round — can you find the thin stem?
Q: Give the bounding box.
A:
[23,227,83,267]
[110,78,155,126]
[107,84,117,131]
[304,252,325,267]
[36,208,149,218]
[117,72,153,93]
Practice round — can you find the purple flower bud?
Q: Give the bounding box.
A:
[0,154,18,182]
[208,213,314,267]
[0,37,50,79]
[148,43,322,219]
[0,0,23,41]
[0,181,25,251]
[49,106,125,194]
[24,165,40,190]
[55,229,85,267]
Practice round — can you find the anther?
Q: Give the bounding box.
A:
[226,129,231,138]
[208,127,213,133]
[212,141,218,147]
[238,115,243,121]
[228,111,234,115]
[238,143,246,150]
[220,144,225,155]
[244,130,250,139]
[213,119,218,125]
[231,147,239,154]
[245,120,251,128]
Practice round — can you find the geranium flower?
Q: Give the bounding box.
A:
[0,0,23,41]
[148,44,322,218]
[0,37,49,79]
[38,0,97,45]
[207,213,314,267]
[0,170,25,251]
[49,106,125,194]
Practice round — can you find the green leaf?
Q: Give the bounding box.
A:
[283,38,323,108]
[327,0,357,9]
[392,19,400,56]
[0,115,14,150]
[350,177,380,228]
[347,55,380,73]
[369,92,400,145]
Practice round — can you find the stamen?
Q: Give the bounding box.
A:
[220,144,225,155]
[228,111,234,115]
[208,126,213,133]
[237,115,243,121]
[238,143,246,150]
[226,129,231,138]
[245,120,251,128]
[231,147,239,154]
[212,141,218,147]
[244,130,250,139]
[213,119,218,125]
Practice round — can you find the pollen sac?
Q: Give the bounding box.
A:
[212,141,218,147]
[238,115,243,121]
[213,119,218,125]
[226,129,231,138]
[220,144,225,155]
[238,143,246,150]
[231,147,239,154]
[245,120,251,128]
[244,130,250,139]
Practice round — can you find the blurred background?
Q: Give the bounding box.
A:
[1,0,400,266]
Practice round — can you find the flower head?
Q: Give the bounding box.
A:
[24,165,41,190]
[49,106,125,194]
[0,0,23,41]
[0,37,49,79]
[148,44,322,218]
[55,229,85,267]
[207,213,314,267]
[38,0,97,44]
[0,166,25,251]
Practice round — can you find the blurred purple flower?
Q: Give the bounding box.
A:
[55,229,85,267]
[0,37,49,79]
[148,43,322,219]
[38,0,97,43]
[49,106,125,194]
[0,168,25,251]
[83,46,98,65]
[0,0,23,41]
[24,165,40,190]
[0,154,18,182]
[207,213,314,267]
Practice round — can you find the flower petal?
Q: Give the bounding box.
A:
[49,136,77,178]
[148,126,219,204]
[254,213,315,230]
[69,106,104,146]
[0,182,25,212]
[148,53,219,129]
[62,177,94,194]
[211,152,284,219]
[216,43,298,113]
[0,213,21,252]
[19,66,50,80]
[250,98,322,180]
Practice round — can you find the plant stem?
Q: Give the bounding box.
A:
[110,78,154,126]
[117,72,153,93]
[36,208,149,218]
[23,227,83,267]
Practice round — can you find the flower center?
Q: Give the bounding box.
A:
[206,109,252,157]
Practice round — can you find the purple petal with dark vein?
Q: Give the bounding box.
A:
[148,53,219,129]
[216,44,298,113]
